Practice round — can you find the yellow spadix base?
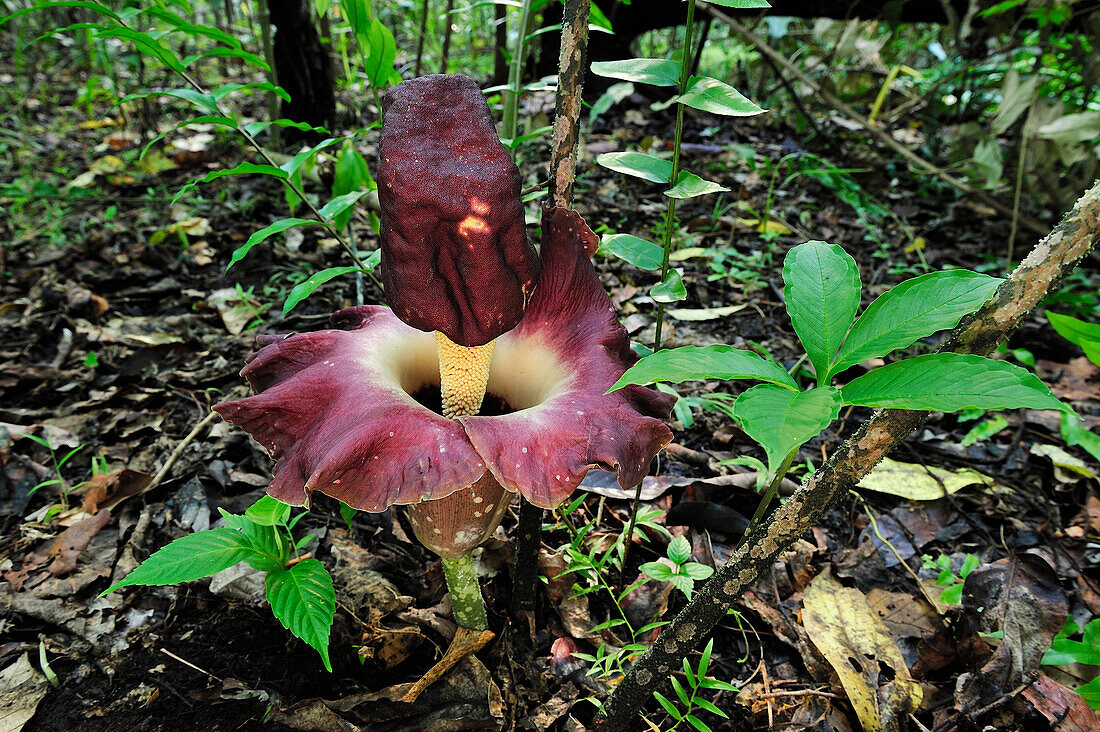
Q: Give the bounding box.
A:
[434,331,496,419]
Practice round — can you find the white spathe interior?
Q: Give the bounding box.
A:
[372,327,569,412]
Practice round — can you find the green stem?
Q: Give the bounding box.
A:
[738,447,799,547]
[441,553,488,630]
[502,0,535,142]
[652,0,696,352]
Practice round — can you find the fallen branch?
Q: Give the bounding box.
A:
[598,181,1100,730]
[704,2,1048,237]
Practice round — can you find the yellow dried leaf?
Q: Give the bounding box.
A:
[857,457,992,500]
[802,572,922,732]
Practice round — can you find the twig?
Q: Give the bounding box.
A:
[146,411,219,495]
[703,3,1048,237]
[597,181,1100,730]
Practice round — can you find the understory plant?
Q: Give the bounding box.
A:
[614,239,1070,522]
[105,495,336,667]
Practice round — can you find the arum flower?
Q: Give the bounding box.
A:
[214,74,674,633]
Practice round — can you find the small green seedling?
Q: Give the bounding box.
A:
[103,495,336,671]
[1043,617,1100,708]
[921,553,979,605]
[640,535,715,601]
[650,638,738,732]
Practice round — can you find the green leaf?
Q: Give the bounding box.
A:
[651,269,687,303]
[668,573,695,598]
[140,7,241,49]
[704,0,771,7]
[119,87,218,114]
[140,115,238,161]
[95,26,184,72]
[243,119,332,137]
[783,241,861,387]
[590,58,681,87]
[283,265,363,315]
[674,75,765,117]
[1047,311,1100,347]
[664,170,730,199]
[961,414,1010,446]
[939,583,963,605]
[653,691,682,720]
[599,233,664,270]
[1061,414,1100,464]
[596,151,672,184]
[671,676,690,706]
[229,218,319,270]
[317,190,370,223]
[102,528,252,593]
[4,1,120,22]
[685,715,712,732]
[734,385,843,473]
[830,271,1002,379]
[609,344,798,391]
[338,501,356,531]
[698,638,714,680]
[173,162,289,205]
[245,495,292,526]
[841,353,1068,412]
[332,143,375,229]
[360,17,397,88]
[1076,676,1100,709]
[182,46,271,72]
[640,561,674,582]
[682,563,714,581]
[667,535,692,565]
[694,698,727,718]
[265,559,336,672]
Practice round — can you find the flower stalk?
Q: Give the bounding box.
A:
[440,554,488,630]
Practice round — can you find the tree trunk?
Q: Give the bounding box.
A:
[266,0,336,141]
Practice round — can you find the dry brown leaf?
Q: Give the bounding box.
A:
[801,572,922,732]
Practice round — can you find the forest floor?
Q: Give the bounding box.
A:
[2,69,1099,732]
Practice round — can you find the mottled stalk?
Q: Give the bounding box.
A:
[441,553,488,630]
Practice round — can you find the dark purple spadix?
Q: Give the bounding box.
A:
[377,74,539,347]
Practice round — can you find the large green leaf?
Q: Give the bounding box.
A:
[610,344,797,391]
[829,270,1002,379]
[599,233,664,270]
[1047,311,1100,347]
[841,353,1067,412]
[664,170,729,199]
[734,385,842,473]
[102,528,252,593]
[229,218,320,270]
[597,152,673,184]
[590,58,681,87]
[266,559,336,671]
[674,75,764,117]
[783,241,861,387]
[361,17,397,89]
